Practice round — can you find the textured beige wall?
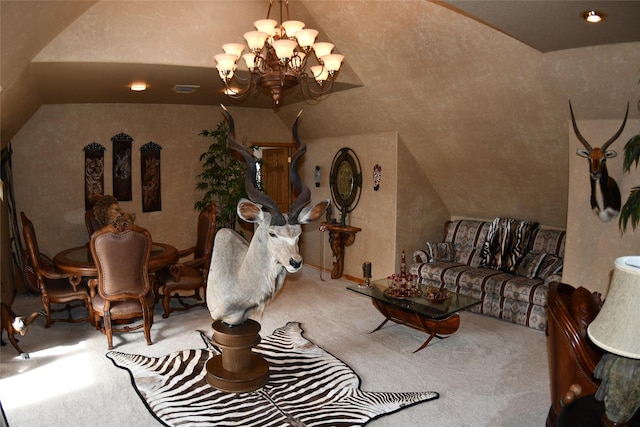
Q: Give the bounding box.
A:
[563,119,640,296]
[299,131,450,280]
[11,104,290,256]
[396,136,450,270]
[300,131,399,279]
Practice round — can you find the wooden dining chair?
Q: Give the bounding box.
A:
[20,212,94,328]
[84,207,102,237]
[88,217,155,350]
[155,202,216,318]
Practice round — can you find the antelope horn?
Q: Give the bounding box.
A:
[601,102,629,151]
[569,101,592,151]
[220,105,286,226]
[287,110,311,225]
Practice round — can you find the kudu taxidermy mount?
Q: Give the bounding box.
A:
[570,101,629,223]
[206,105,330,326]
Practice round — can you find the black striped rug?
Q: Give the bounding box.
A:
[107,322,439,427]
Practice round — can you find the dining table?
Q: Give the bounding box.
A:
[54,242,179,285]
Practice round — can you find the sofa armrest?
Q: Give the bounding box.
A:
[413,250,431,263]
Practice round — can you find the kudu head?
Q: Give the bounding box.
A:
[220,105,329,273]
[570,101,629,181]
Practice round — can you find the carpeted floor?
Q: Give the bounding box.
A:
[0,265,550,426]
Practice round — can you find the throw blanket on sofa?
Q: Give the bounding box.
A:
[481,218,537,272]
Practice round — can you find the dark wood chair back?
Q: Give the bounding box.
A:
[84,208,102,237]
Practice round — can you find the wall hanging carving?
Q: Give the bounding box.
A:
[140,142,162,212]
[111,133,133,201]
[83,142,105,209]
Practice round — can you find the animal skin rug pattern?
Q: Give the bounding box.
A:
[107,322,439,427]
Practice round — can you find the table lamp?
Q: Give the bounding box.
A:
[587,256,640,426]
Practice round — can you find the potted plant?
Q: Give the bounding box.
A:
[194,120,249,230]
[619,131,640,233]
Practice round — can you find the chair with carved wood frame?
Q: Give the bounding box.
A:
[84,207,102,237]
[88,217,155,350]
[20,212,94,328]
[155,202,216,318]
[546,281,604,427]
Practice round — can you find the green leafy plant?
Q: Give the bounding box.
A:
[194,120,248,230]
[619,132,640,233]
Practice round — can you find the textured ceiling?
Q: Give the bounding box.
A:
[443,1,640,52]
[1,1,639,229]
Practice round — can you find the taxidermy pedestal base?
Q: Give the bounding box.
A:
[206,319,269,393]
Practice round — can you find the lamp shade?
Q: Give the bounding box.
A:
[587,256,640,359]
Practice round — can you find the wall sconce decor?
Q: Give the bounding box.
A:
[315,165,320,187]
[373,164,381,191]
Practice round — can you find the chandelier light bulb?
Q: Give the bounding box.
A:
[295,29,318,51]
[313,42,334,59]
[311,65,328,85]
[272,39,297,60]
[282,20,305,37]
[254,19,277,36]
[321,54,344,73]
[244,31,269,52]
[242,52,257,70]
[222,43,246,58]
[214,54,238,71]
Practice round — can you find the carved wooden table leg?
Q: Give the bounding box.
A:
[370,299,461,353]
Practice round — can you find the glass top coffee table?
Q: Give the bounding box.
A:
[347,278,482,352]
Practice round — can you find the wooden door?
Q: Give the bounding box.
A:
[261,147,290,213]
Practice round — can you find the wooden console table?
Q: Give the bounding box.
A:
[322,222,361,279]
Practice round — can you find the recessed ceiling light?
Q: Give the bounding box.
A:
[130,82,147,91]
[582,10,605,23]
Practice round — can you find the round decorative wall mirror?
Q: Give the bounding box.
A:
[330,147,362,224]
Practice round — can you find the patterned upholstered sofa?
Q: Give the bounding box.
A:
[410,218,566,331]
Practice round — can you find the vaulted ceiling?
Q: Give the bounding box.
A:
[2,1,640,228]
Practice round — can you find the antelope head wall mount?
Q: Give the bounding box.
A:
[570,101,629,223]
[206,106,330,326]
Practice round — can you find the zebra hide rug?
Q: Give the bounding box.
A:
[107,322,439,427]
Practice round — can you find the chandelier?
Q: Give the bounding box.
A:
[214,0,345,107]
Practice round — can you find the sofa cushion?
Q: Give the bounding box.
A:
[426,242,454,262]
[443,220,491,267]
[535,253,563,279]
[516,251,546,279]
[480,218,538,272]
[529,228,566,257]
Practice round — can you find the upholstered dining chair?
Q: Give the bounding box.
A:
[84,207,101,237]
[155,202,216,318]
[88,217,155,350]
[20,212,94,328]
[546,281,604,427]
